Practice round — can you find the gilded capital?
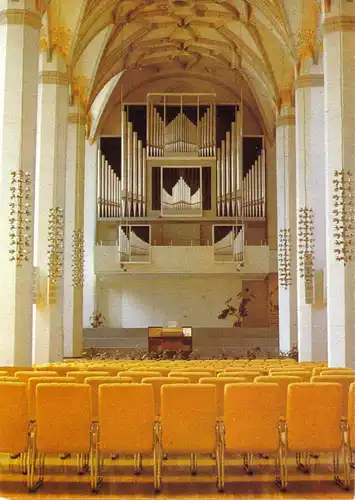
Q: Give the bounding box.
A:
[71,76,90,109]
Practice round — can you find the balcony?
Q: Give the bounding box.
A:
[94,243,270,277]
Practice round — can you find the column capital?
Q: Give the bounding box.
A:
[39,70,69,86]
[0,9,41,29]
[323,15,355,33]
[68,105,86,126]
[71,75,89,110]
[295,74,324,90]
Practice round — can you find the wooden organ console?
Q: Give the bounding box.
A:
[148,327,193,355]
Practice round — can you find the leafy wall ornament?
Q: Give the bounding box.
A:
[218,288,256,327]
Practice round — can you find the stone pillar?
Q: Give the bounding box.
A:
[33,52,69,363]
[295,62,327,362]
[83,140,98,330]
[323,0,355,367]
[63,104,86,358]
[0,2,41,365]
[276,101,298,353]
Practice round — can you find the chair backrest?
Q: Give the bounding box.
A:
[199,377,246,417]
[141,377,190,416]
[85,376,133,420]
[160,384,217,454]
[311,375,355,417]
[286,382,342,452]
[312,366,349,377]
[118,371,161,382]
[348,383,355,452]
[254,375,302,416]
[271,370,311,382]
[224,383,281,453]
[218,371,260,382]
[36,384,92,454]
[5,366,33,377]
[28,376,76,420]
[66,371,109,383]
[0,376,20,382]
[168,371,213,383]
[15,371,58,383]
[0,371,9,377]
[320,369,354,376]
[0,382,29,454]
[99,384,154,454]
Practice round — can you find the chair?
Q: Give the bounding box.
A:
[84,376,133,420]
[255,376,302,417]
[271,370,311,382]
[312,367,351,377]
[311,375,355,418]
[28,377,76,421]
[131,367,172,376]
[28,383,93,491]
[0,376,20,382]
[284,382,349,489]
[66,371,110,383]
[15,371,58,383]
[217,371,259,382]
[220,383,284,491]
[199,377,247,418]
[141,377,190,416]
[168,371,213,383]
[347,383,355,465]
[156,384,221,492]
[5,366,33,376]
[118,371,161,382]
[91,384,157,492]
[0,382,30,482]
[320,370,354,376]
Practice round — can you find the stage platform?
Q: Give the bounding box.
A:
[83,327,279,358]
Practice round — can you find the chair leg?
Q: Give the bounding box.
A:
[134,454,143,475]
[276,421,287,491]
[216,421,225,493]
[296,452,310,473]
[243,453,253,475]
[153,422,162,493]
[190,454,197,475]
[77,453,89,475]
[27,425,44,492]
[90,424,103,493]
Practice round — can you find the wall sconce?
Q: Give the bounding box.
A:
[9,171,32,266]
[72,228,84,288]
[278,228,292,288]
[333,170,354,264]
[47,207,64,283]
[298,207,315,281]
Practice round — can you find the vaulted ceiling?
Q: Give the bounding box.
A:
[40,0,322,141]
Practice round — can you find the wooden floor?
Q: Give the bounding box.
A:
[0,454,353,499]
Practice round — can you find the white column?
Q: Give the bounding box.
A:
[295,63,327,362]
[83,140,98,329]
[33,52,69,364]
[276,103,298,352]
[0,2,40,365]
[323,0,355,367]
[63,104,86,358]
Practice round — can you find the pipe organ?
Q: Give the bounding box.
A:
[97,94,266,227]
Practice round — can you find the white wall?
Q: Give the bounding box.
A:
[97,275,243,328]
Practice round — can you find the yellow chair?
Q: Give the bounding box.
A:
[217,371,260,382]
[0,371,9,377]
[320,369,354,376]
[173,367,216,376]
[271,370,311,382]
[28,383,93,492]
[0,382,30,483]
[131,367,171,377]
[91,383,157,492]
[347,383,355,464]
[199,377,246,418]
[221,383,285,491]
[118,371,161,382]
[0,376,20,382]
[86,365,126,377]
[312,367,351,377]
[15,371,58,383]
[254,375,302,417]
[168,371,213,383]
[66,371,109,383]
[141,377,190,416]
[84,376,133,420]
[311,375,355,418]
[285,382,349,489]
[28,377,76,421]
[5,366,33,376]
[156,384,221,492]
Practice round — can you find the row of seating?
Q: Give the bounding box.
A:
[0,380,353,493]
